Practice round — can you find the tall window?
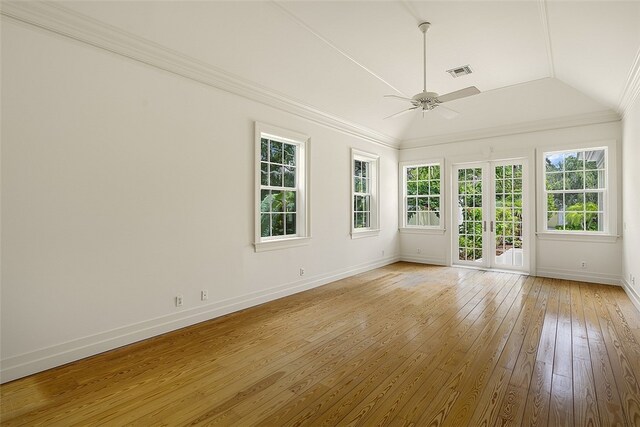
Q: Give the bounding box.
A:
[260,138,297,237]
[353,159,371,229]
[401,162,442,228]
[543,148,606,232]
[351,149,379,237]
[255,123,309,251]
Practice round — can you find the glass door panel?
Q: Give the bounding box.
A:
[493,163,524,268]
[455,165,487,266]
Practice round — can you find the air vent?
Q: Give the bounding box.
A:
[446,65,473,78]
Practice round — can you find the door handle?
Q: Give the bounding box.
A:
[490,221,494,232]
[483,221,487,232]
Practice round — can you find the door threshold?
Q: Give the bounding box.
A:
[451,264,529,275]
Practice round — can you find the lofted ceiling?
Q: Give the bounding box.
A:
[46,1,640,146]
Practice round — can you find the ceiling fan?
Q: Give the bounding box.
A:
[385,22,480,119]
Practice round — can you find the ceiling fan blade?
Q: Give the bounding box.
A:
[384,94,415,102]
[384,106,418,119]
[436,86,480,103]
[434,105,459,119]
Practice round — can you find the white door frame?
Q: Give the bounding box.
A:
[450,157,532,274]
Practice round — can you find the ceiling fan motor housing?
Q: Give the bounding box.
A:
[412,91,440,109]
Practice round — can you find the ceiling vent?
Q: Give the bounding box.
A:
[446,65,473,78]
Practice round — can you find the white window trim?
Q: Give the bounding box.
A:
[399,228,446,235]
[535,232,619,243]
[398,159,445,232]
[351,148,380,239]
[254,122,311,252]
[536,140,618,237]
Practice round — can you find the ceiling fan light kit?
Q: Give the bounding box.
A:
[385,21,481,119]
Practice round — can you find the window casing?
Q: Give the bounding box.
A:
[542,147,608,233]
[255,123,310,252]
[400,161,443,230]
[351,149,379,238]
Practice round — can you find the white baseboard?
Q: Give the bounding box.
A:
[0,255,400,383]
[399,260,620,288]
[400,255,447,266]
[536,267,621,286]
[622,278,640,313]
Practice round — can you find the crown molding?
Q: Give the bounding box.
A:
[618,46,640,117]
[0,1,400,149]
[401,110,621,150]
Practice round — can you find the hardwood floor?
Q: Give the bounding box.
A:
[2,262,640,426]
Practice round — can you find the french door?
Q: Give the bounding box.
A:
[453,159,529,272]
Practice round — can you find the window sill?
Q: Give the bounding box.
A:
[351,229,380,239]
[254,236,311,252]
[399,227,446,235]
[536,232,619,243]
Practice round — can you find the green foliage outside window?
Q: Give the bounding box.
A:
[458,165,524,262]
[457,167,483,261]
[406,164,441,227]
[260,138,297,238]
[544,149,605,232]
[354,160,371,229]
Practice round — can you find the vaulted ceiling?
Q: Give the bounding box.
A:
[52,1,640,146]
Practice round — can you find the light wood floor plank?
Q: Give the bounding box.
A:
[549,373,574,426]
[521,360,553,427]
[496,277,554,427]
[586,285,640,426]
[2,263,640,426]
[579,283,626,426]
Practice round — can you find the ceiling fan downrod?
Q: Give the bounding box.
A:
[418,22,430,93]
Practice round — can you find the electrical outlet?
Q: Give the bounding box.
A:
[175,295,183,307]
[300,268,305,276]
[201,290,208,301]
[580,261,586,269]
[417,248,422,254]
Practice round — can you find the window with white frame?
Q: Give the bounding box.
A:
[255,123,309,251]
[351,149,379,237]
[401,161,442,229]
[543,147,607,233]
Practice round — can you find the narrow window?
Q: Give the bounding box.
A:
[260,138,298,238]
[255,123,309,251]
[351,149,379,238]
[353,159,371,229]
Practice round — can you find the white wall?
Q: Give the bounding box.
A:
[622,96,640,309]
[399,121,623,284]
[0,20,399,382]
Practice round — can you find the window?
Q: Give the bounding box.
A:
[353,160,371,229]
[255,123,309,252]
[400,161,443,229]
[351,149,379,238]
[543,147,607,233]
